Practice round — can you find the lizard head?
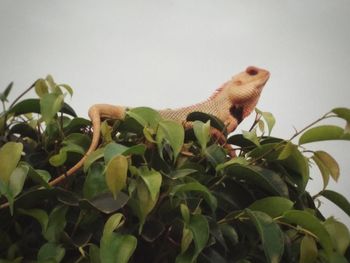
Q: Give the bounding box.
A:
[226,66,270,123]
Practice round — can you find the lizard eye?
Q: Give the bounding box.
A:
[230,105,244,124]
[246,67,259,76]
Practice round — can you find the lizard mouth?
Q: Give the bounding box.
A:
[230,105,244,124]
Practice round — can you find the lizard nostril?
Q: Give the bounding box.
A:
[246,67,259,76]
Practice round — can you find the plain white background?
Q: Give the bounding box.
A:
[1,0,349,226]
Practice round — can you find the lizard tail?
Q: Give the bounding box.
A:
[49,104,126,186]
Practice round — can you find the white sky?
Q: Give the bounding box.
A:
[1,0,350,226]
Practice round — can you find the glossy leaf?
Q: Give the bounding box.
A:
[105,155,128,198]
[193,120,210,151]
[248,197,294,218]
[324,217,350,255]
[157,120,184,162]
[40,93,64,123]
[186,111,226,136]
[282,210,333,255]
[0,142,23,183]
[83,163,108,199]
[170,182,217,211]
[138,166,162,201]
[246,209,284,263]
[176,214,209,263]
[299,125,350,144]
[104,142,128,164]
[299,235,318,263]
[320,190,350,217]
[80,192,129,214]
[314,151,339,182]
[84,148,105,172]
[256,109,276,135]
[126,107,161,130]
[332,107,350,122]
[225,164,289,197]
[242,129,260,146]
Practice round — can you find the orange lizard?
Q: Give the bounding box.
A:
[49,66,270,186]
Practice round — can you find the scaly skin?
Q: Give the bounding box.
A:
[49,66,270,186]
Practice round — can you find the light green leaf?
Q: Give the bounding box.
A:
[282,210,333,255]
[314,151,339,182]
[216,157,249,171]
[103,213,125,238]
[300,235,318,263]
[320,190,350,217]
[8,163,29,197]
[277,141,294,160]
[37,242,65,263]
[34,79,49,98]
[105,155,128,199]
[181,227,193,254]
[40,93,64,123]
[89,244,101,263]
[299,125,350,144]
[157,120,184,162]
[246,210,284,263]
[324,217,350,255]
[0,142,23,183]
[126,107,161,130]
[312,154,330,189]
[58,84,73,97]
[242,129,260,146]
[84,148,105,172]
[138,166,161,201]
[249,197,294,218]
[170,182,217,212]
[104,142,128,164]
[180,203,191,224]
[193,120,210,151]
[256,109,276,135]
[49,149,67,167]
[176,214,209,263]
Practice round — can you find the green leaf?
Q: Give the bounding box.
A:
[89,244,101,263]
[40,93,64,123]
[186,111,226,136]
[37,242,65,263]
[205,144,227,167]
[299,235,318,263]
[126,107,161,130]
[215,157,248,171]
[100,213,137,263]
[332,107,350,122]
[27,166,51,188]
[136,179,157,230]
[246,209,284,263]
[320,190,350,217]
[0,82,13,102]
[58,84,73,97]
[242,129,260,146]
[9,98,76,117]
[138,166,162,201]
[105,155,128,198]
[49,149,67,167]
[170,182,217,211]
[219,224,238,245]
[299,125,350,144]
[312,154,330,189]
[43,206,68,243]
[8,163,29,197]
[256,109,276,135]
[225,165,289,197]
[193,120,210,151]
[0,142,23,183]
[176,214,209,263]
[84,148,105,172]
[314,151,340,182]
[180,203,191,224]
[83,163,108,199]
[248,197,294,218]
[324,217,350,255]
[104,142,128,164]
[34,79,49,98]
[157,120,184,162]
[18,208,49,234]
[282,210,333,255]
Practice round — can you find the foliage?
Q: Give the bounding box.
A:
[0,76,350,262]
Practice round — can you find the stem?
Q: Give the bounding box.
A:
[8,81,37,110]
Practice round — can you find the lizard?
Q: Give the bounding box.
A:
[49,66,270,186]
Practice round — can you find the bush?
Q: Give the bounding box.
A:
[0,76,350,263]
